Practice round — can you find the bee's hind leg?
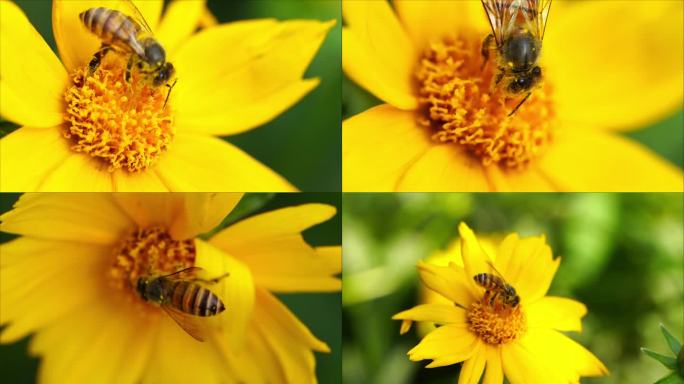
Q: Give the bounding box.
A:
[88,44,111,74]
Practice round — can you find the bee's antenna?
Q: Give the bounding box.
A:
[508,92,531,117]
[163,79,177,110]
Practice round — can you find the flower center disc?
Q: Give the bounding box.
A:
[416,34,555,169]
[109,226,195,292]
[466,299,526,344]
[63,60,174,172]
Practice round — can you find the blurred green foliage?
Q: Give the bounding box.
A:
[0,192,341,383]
[7,0,341,191]
[342,193,684,384]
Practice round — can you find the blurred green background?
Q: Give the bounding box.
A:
[342,193,684,384]
[0,192,341,383]
[1,0,341,191]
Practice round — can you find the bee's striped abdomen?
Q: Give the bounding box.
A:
[79,8,141,50]
[169,281,225,317]
[474,273,504,290]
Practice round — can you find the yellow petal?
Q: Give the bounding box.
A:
[520,329,608,382]
[0,238,107,342]
[52,0,163,72]
[30,300,157,384]
[483,345,504,384]
[484,165,558,192]
[494,233,558,304]
[526,296,586,332]
[195,239,254,349]
[539,127,684,192]
[393,0,486,51]
[37,153,114,192]
[392,304,466,326]
[408,324,479,368]
[209,204,339,292]
[545,1,683,130]
[172,19,332,135]
[397,146,492,191]
[155,134,296,192]
[141,312,227,384]
[112,169,170,192]
[342,1,417,109]
[251,287,329,383]
[416,260,478,308]
[213,324,278,383]
[112,193,181,230]
[0,127,71,192]
[343,104,432,191]
[169,193,242,240]
[459,222,494,293]
[459,342,487,384]
[155,0,205,56]
[0,193,132,244]
[0,1,67,128]
[501,341,563,384]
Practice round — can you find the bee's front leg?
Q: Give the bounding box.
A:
[480,34,495,71]
[125,56,135,85]
[89,44,111,74]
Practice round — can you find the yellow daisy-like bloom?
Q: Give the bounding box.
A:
[0,0,334,191]
[0,193,341,383]
[393,222,608,383]
[343,0,683,192]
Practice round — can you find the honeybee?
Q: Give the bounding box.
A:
[79,0,176,104]
[136,267,230,342]
[473,261,520,309]
[481,0,553,115]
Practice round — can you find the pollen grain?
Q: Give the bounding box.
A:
[415,34,555,169]
[109,226,195,293]
[63,61,173,173]
[466,299,526,345]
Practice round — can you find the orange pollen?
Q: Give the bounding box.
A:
[466,299,526,345]
[108,226,195,293]
[415,34,555,169]
[63,61,174,173]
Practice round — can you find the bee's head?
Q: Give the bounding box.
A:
[508,66,542,94]
[153,62,175,87]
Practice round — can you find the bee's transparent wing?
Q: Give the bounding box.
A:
[481,0,520,46]
[110,0,154,35]
[517,0,553,41]
[162,303,208,342]
[485,260,512,285]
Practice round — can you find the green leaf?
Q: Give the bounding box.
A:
[642,348,678,370]
[661,323,683,356]
[654,372,684,384]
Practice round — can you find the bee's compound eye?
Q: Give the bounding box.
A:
[211,305,217,311]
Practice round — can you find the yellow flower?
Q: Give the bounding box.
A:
[343,0,683,192]
[393,222,608,384]
[0,0,334,192]
[0,193,341,383]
